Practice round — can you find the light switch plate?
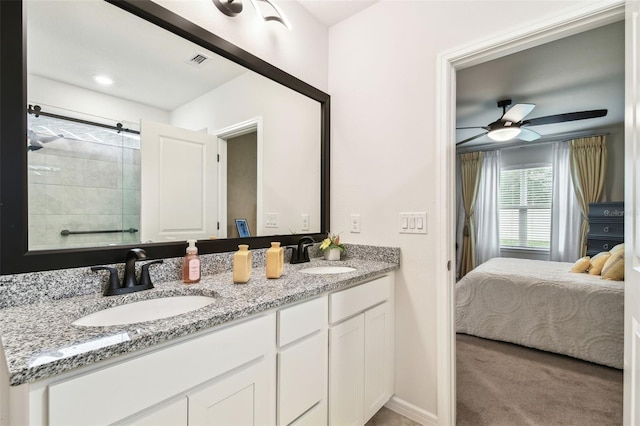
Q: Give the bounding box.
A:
[399,212,427,234]
[301,213,309,231]
[265,213,278,228]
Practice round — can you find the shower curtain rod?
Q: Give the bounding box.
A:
[60,228,139,236]
[27,105,140,135]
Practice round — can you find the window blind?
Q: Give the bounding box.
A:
[499,166,552,249]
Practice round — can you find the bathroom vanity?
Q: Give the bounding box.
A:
[0,254,398,426]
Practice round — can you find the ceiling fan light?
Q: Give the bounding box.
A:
[488,127,521,141]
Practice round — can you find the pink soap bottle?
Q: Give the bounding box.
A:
[183,239,201,284]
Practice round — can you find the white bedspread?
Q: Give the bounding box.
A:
[456,257,624,369]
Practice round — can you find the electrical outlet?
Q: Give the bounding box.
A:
[265,213,278,228]
[301,213,309,231]
[350,214,361,233]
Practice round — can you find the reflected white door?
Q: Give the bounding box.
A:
[140,120,218,243]
[625,2,640,424]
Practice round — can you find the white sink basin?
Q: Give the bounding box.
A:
[73,296,216,327]
[301,266,356,275]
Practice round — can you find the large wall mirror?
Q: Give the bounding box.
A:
[0,0,330,274]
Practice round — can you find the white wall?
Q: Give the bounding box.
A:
[28,75,170,126]
[328,1,590,420]
[170,71,321,235]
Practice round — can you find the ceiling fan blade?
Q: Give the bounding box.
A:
[456,132,487,146]
[518,128,541,142]
[456,126,489,130]
[523,109,607,126]
[502,103,535,123]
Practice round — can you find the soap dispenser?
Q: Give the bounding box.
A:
[183,239,201,284]
[233,244,252,284]
[266,242,284,279]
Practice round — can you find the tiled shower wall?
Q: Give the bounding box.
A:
[27,116,141,249]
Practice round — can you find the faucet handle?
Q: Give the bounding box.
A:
[91,266,120,296]
[139,260,164,289]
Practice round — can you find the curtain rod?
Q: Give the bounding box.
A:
[456,131,613,154]
[27,105,140,135]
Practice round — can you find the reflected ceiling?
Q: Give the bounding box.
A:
[27,0,246,110]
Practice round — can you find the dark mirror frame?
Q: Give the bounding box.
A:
[0,0,330,274]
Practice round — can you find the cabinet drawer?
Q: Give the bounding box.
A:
[588,202,624,219]
[278,333,325,426]
[48,315,274,426]
[329,275,391,325]
[278,295,327,347]
[588,219,624,238]
[587,237,624,253]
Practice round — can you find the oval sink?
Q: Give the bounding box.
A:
[301,266,356,275]
[73,296,216,327]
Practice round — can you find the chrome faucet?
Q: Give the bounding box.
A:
[289,236,315,264]
[91,248,163,296]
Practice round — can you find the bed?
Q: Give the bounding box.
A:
[456,257,624,369]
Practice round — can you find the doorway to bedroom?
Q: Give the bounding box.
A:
[453,19,625,426]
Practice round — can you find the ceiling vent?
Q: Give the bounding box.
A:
[185,53,211,68]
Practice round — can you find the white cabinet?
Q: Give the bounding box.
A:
[130,398,188,426]
[328,275,394,426]
[9,272,394,426]
[363,301,393,421]
[329,314,365,426]
[189,359,270,425]
[128,357,271,426]
[276,295,328,426]
[44,314,275,426]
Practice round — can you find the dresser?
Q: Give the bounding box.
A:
[586,202,624,257]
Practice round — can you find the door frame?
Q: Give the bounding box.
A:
[435,3,625,424]
[214,117,264,239]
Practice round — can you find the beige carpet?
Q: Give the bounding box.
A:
[456,333,623,426]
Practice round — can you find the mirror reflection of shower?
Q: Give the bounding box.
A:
[27,105,141,250]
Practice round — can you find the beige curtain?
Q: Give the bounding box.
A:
[569,136,607,256]
[459,151,484,277]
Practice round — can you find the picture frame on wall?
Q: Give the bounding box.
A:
[235,219,251,238]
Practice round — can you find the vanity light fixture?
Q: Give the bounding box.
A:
[212,0,243,16]
[212,0,291,29]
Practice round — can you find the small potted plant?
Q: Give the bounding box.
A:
[320,233,345,261]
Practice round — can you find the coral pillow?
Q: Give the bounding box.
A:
[571,256,591,273]
[602,251,624,281]
[588,251,611,275]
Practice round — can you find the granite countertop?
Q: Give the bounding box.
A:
[0,257,398,386]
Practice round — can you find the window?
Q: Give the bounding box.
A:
[499,165,552,249]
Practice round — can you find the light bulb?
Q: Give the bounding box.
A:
[487,127,521,141]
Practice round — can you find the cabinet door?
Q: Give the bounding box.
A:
[278,332,326,426]
[329,314,364,426]
[364,302,394,423]
[128,398,188,426]
[289,401,327,426]
[189,359,270,426]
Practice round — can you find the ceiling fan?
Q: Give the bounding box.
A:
[456,99,607,146]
